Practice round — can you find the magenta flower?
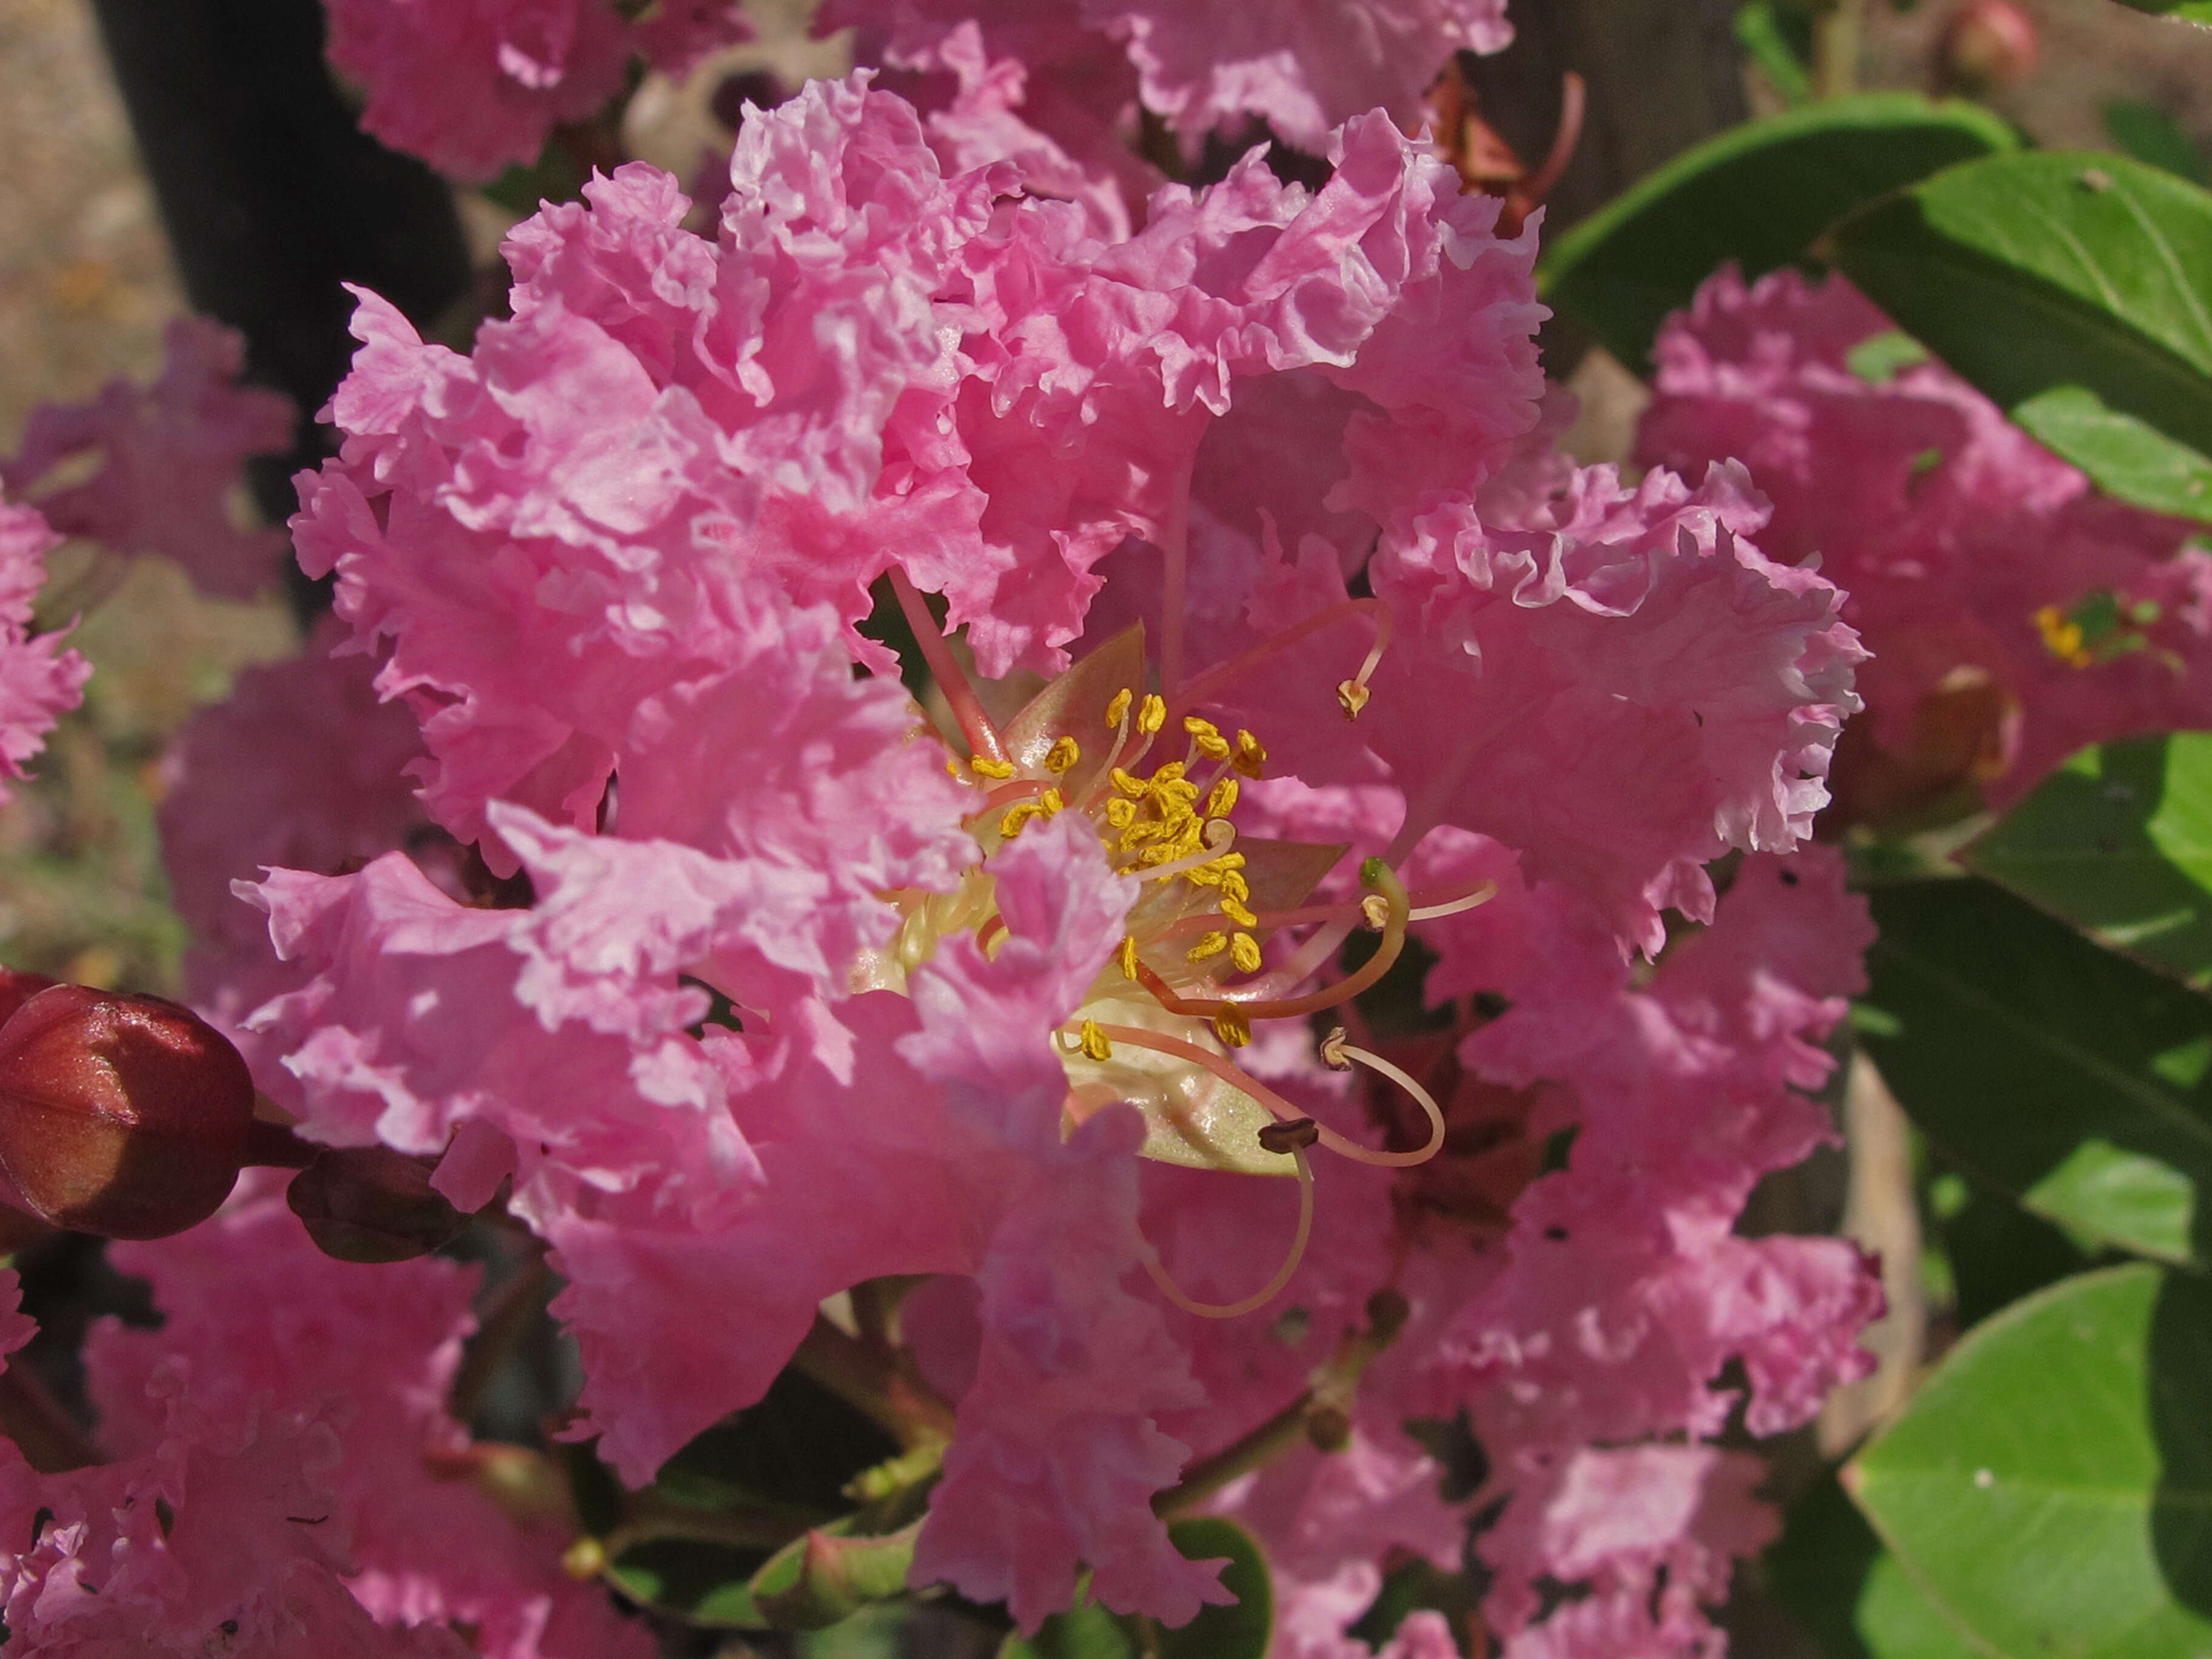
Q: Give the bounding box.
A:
[204,72,1883,1651]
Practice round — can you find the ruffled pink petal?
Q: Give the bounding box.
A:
[0,500,88,803]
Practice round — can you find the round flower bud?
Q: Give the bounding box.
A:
[1937,0,2038,95]
[0,985,254,1239]
[287,1144,468,1263]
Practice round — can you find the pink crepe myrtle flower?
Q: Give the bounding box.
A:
[322,0,751,181]
[1639,264,2212,823]
[2,315,294,600]
[824,0,1512,157]
[236,73,1879,1649]
[86,1178,651,1658]
[0,498,89,803]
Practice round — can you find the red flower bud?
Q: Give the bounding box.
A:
[1937,0,2038,96]
[0,985,254,1239]
[287,1144,468,1263]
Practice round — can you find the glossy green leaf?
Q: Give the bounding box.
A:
[2113,0,2212,23]
[1967,734,2212,988]
[1538,93,2016,373]
[999,1519,1273,1659]
[1861,878,2212,1266]
[1848,1264,2212,1656]
[1833,150,2212,520]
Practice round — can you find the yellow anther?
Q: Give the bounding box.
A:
[1118,936,1140,980]
[2034,605,2090,667]
[1221,897,1260,929]
[1138,694,1167,734]
[1105,688,1133,729]
[1182,716,1232,760]
[1111,767,1149,798]
[1213,1007,1253,1047]
[1079,1019,1113,1062]
[1216,851,1247,871]
[1040,787,1065,815]
[1205,776,1239,819]
[1154,780,1199,814]
[1045,736,1081,773]
[1187,931,1229,962]
[1149,760,1188,788]
[1359,892,1393,930]
[1220,869,1250,904]
[1183,862,1224,889]
[1119,817,1168,849]
[971,755,1017,780]
[1230,932,1263,974]
[1233,731,1267,778]
[1336,679,1372,719]
[1106,797,1138,830]
[998,802,1047,839]
[945,758,962,779]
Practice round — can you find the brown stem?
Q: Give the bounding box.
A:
[0,1364,100,1473]
[1152,1290,1407,1519]
[791,1313,957,1451]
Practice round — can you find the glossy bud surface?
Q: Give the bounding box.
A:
[0,985,254,1238]
[287,1144,468,1262]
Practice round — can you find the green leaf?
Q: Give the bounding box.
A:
[1734,2,1812,105]
[606,1540,767,1629]
[1846,1263,2212,1656]
[751,1520,923,1631]
[1765,1474,1977,1658]
[1966,734,2212,990]
[999,1519,1273,1659]
[2112,0,2212,23]
[1538,93,2017,374]
[1860,877,2212,1266]
[2103,98,2208,184]
[1832,150,2212,521]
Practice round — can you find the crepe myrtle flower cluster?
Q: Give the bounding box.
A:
[0,59,1920,1659]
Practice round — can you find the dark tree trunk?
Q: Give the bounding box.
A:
[87,0,469,552]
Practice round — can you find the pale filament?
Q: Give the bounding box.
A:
[1130,821,1238,884]
[1082,1021,1441,1172]
[1170,598,1393,722]
[1150,878,1498,939]
[1135,862,1409,1021]
[1141,1147,1314,1320]
[1319,1035,1447,1167]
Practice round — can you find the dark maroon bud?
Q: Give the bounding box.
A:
[1936,0,2037,95]
[0,985,255,1239]
[0,971,57,1030]
[287,1144,468,1264]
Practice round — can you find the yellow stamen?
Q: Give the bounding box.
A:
[1110,767,1149,798]
[1205,776,1239,818]
[999,801,1047,839]
[1233,731,1267,778]
[1221,897,1260,930]
[1045,736,1081,773]
[1118,936,1140,980]
[1106,797,1138,830]
[1183,716,1232,760]
[1213,1007,1253,1047]
[1148,760,1188,789]
[1336,679,1372,719]
[1079,1019,1113,1062]
[1220,869,1250,904]
[1138,694,1167,734]
[1105,688,1133,729]
[1040,786,1065,814]
[945,758,963,779]
[970,755,1017,780]
[2034,605,2091,667]
[1187,931,1228,962]
[1230,933,1262,974]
